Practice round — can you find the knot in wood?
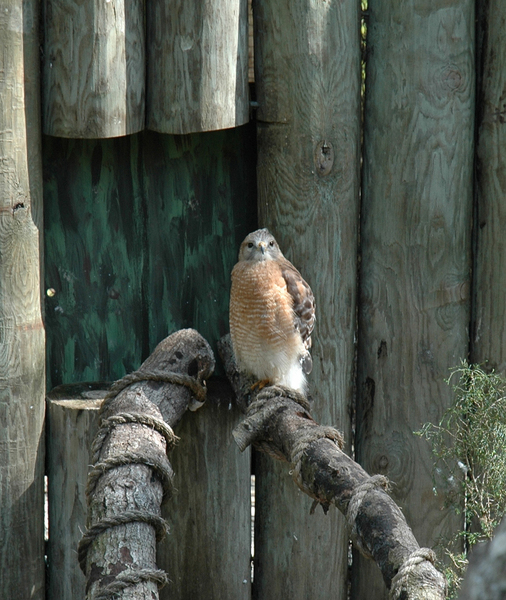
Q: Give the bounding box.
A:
[314,140,334,176]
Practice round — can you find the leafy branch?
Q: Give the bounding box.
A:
[417,361,506,596]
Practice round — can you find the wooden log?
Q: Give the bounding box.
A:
[42,0,145,138]
[81,329,216,599]
[0,1,45,599]
[219,336,447,600]
[254,0,362,598]
[146,0,249,134]
[355,2,475,598]
[472,0,506,370]
[46,385,106,600]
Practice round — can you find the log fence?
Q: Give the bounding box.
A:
[1,0,505,599]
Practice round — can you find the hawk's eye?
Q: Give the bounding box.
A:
[269,241,274,247]
[248,242,254,248]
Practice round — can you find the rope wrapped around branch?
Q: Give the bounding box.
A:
[79,370,183,580]
[80,329,215,600]
[239,385,344,506]
[346,474,390,559]
[219,334,446,600]
[98,367,208,419]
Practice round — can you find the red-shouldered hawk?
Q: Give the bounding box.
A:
[229,228,315,394]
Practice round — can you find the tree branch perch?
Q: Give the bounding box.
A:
[80,329,215,600]
[218,334,446,600]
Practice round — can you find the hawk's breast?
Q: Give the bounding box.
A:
[229,259,304,381]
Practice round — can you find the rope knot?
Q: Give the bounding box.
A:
[390,548,437,599]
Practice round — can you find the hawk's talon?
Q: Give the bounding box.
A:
[251,379,270,392]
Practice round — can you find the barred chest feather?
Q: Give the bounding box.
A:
[229,259,306,391]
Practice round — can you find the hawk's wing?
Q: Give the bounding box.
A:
[281,260,315,374]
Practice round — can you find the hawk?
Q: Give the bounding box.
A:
[229,228,315,394]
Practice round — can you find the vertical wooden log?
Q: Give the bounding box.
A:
[458,516,506,600]
[254,1,361,599]
[355,2,474,599]
[146,0,249,134]
[82,330,216,600]
[0,1,45,598]
[472,0,506,370]
[46,388,104,600]
[43,0,145,138]
[158,381,251,600]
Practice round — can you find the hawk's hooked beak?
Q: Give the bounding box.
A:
[258,241,267,254]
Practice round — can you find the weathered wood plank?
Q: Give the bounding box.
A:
[472,0,506,370]
[354,2,475,598]
[254,1,362,598]
[43,136,147,387]
[146,0,249,133]
[458,516,506,600]
[43,126,257,389]
[158,379,251,600]
[140,129,257,359]
[46,387,105,600]
[0,2,45,598]
[42,0,145,137]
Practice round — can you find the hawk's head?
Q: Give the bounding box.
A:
[238,228,284,262]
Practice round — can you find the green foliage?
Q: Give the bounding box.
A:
[417,361,506,596]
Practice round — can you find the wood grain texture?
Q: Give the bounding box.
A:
[43,0,144,137]
[254,1,362,598]
[472,1,506,370]
[140,129,257,359]
[354,2,474,598]
[43,126,257,389]
[46,391,104,600]
[146,0,249,133]
[0,1,45,598]
[158,379,251,600]
[43,135,147,387]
